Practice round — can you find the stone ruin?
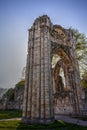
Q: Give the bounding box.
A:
[22,15,82,124]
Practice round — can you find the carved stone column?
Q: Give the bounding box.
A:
[22,15,54,124]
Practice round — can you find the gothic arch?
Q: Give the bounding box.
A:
[51,47,74,114]
[23,15,82,124]
[52,58,71,113]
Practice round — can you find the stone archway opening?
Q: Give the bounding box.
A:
[52,54,66,92]
[52,54,66,88]
[52,48,73,115]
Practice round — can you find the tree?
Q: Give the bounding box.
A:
[6,88,14,101]
[15,80,25,90]
[72,29,87,89]
[72,29,87,75]
[81,71,87,88]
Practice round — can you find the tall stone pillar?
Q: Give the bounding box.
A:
[22,15,54,124]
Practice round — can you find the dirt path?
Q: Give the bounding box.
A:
[55,115,87,126]
[0,118,21,122]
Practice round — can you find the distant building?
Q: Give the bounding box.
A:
[0,92,8,110]
[14,85,24,110]
[0,80,25,110]
[0,88,7,99]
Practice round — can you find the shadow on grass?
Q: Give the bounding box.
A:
[0,110,22,120]
[16,120,72,130]
[16,120,87,130]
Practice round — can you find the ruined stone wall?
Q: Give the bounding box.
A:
[23,15,82,124]
[51,24,82,115]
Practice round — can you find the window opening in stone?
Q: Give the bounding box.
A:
[60,67,65,87]
[52,54,61,68]
[52,54,66,89]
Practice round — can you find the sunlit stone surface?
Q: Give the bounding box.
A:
[22,15,82,124]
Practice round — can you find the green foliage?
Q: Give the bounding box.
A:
[0,110,22,119]
[81,71,87,88]
[6,88,14,101]
[72,29,87,51]
[0,114,10,119]
[4,80,25,101]
[15,80,25,90]
[72,29,87,74]
[0,120,21,128]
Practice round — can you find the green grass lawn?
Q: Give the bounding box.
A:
[0,110,22,119]
[0,120,87,130]
[0,110,87,130]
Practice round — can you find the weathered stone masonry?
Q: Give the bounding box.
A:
[22,15,82,124]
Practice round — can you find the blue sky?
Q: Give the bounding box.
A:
[0,0,87,88]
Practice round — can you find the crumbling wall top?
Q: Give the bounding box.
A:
[31,15,52,29]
